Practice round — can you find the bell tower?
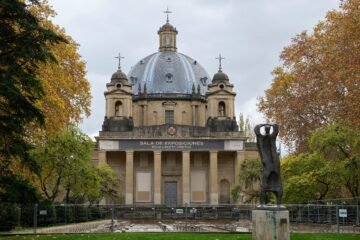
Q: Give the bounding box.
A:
[206,54,238,131]
[102,53,134,132]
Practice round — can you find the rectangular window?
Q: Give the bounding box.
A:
[191,171,207,202]
[165,110,174,124]
[136,172,152,202]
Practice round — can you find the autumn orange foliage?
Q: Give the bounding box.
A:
[258,0,360,152]
[29,1,91,140]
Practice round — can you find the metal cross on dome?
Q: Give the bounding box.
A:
[164,7,172,23]
[216,54,225,71]
[115,53,124,71]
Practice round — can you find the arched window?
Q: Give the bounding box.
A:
[218,101,226,117]
[115,101,123,116]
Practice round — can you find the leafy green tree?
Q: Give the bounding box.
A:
[309,123,360,199]
[281,153,337,203]
[232,158,263,203]
[64,163,120,204]
[31,126,92,202]
[31,126,121,203]
[281,123,359,203]
[90,165,122,204]
[0,0,65,202]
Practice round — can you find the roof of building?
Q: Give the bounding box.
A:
[212,70,229,82]
[111,69,128,82]
[128,51,210,95]
[158,22,178,33]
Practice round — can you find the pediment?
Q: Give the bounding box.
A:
[105,88,133,96]
[162,101,177,107]
[206,89,236,96]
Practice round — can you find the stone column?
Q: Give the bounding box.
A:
[125,151,134,205]
[209,151,218,205]
[182,151,190,205]
[98,151,107,165]
[154,151,162,205]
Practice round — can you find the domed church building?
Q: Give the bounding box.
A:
[95,14,257,206]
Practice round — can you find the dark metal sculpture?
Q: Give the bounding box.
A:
[254,124,283,205]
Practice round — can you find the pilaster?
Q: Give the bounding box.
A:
[209,151,218,205]
[98,151,107,165]
[182,151,190,205]
[125,151,134,205]
[234,151,246,187]
[154,151,162,204]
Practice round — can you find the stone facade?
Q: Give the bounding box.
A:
[94,18,258,206]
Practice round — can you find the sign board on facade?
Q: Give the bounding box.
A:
[99,139,244,151]
[224,141,243,150]
[339,209,347,218]
[176,209,184,214]
[39,210,47,215]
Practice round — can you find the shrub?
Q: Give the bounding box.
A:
[0,203,20,231]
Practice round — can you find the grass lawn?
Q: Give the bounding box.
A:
[0,232,359,240]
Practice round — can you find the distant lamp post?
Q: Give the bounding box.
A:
[131,207,134,222]
[152,207,155,219]
[213,206,218,219]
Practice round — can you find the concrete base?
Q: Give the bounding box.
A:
[252,209,290,240]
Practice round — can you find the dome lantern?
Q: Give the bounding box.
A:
[212,54,229,82]
[158,7,178,52]
[111,53,128,82]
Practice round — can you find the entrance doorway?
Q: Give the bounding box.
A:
[164,182,177,207]
[219,179,230,204]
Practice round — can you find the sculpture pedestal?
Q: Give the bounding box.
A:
[252,207,290,240]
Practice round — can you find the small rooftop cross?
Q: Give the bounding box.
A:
[164,7,172,23]
[115,53,124,71]
[216,53,225,71]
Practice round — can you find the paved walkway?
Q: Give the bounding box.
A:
[10,220,112,234]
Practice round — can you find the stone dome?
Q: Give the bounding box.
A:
[212,70,229,82]
[128,51,210,95]
[111,70,128,83]
[158,22,178,33]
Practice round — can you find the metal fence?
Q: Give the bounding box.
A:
[1,203,359,234]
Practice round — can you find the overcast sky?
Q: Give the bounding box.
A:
[47,0,339,138]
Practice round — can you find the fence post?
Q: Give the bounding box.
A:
[33,203,38,234]
[357,198,359,226]
[336,205,339,233]
[64,203,67,224]
[307,205,310,224]
[111,204,115,231]
[317,204,320,223]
